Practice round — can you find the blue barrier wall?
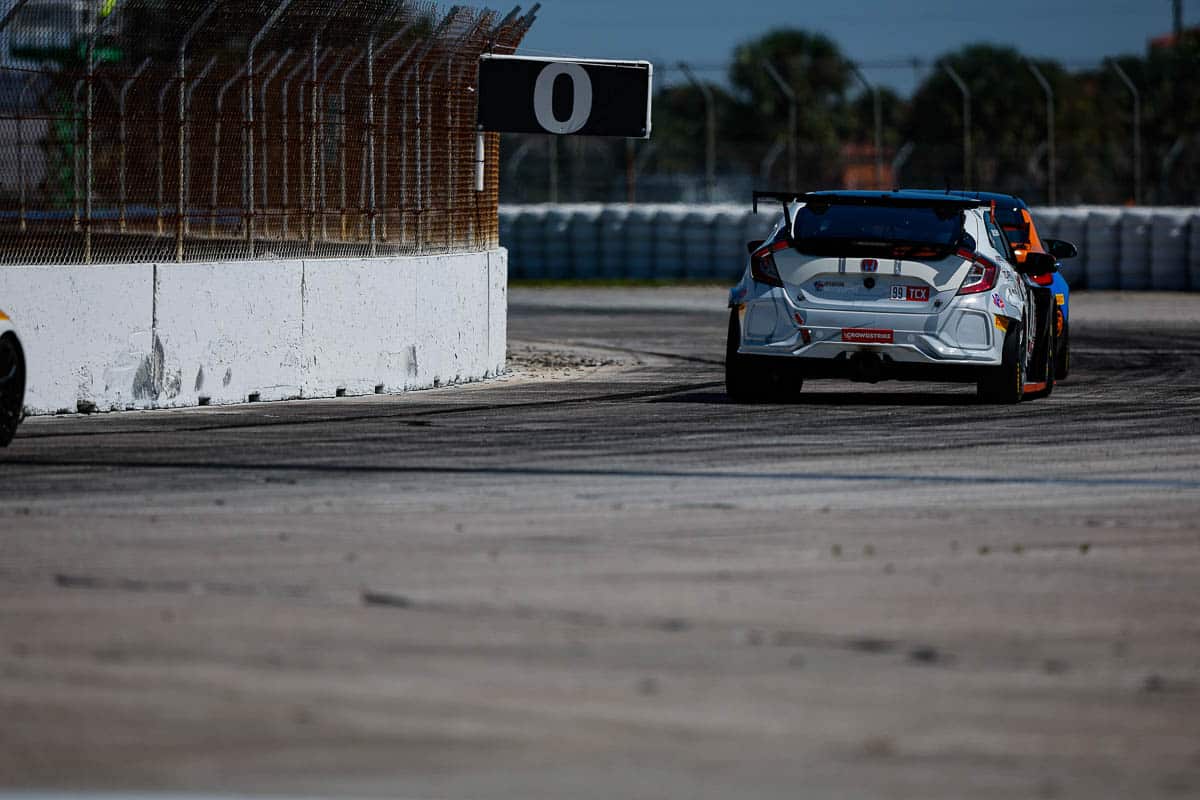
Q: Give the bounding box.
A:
[500,204,1200,289]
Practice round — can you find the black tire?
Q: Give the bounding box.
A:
[977,322,1026,404]
[0,332,26,447]
[1025,302,1057,401]
[725,309,801,402]
[1055,317,1070,380]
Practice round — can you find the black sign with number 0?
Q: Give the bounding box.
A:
[477,55,652,139]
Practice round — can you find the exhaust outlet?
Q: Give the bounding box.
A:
[849,352,883,383]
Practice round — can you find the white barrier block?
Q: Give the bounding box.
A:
[0,263,153,414]
[301,257,419,398]
[412,253,490,388]
[155,260,304,407]
[488,249,508,375]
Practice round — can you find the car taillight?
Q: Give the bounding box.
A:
[956,249,999,295]
[1029,272,1054,286]
[750,239,788,287]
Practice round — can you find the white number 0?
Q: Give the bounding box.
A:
[533,63,593,134]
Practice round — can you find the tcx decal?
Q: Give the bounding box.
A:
[891,285,930,302]
[992,292,1006,311]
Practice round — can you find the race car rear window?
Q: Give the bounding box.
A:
[792,203,964,258]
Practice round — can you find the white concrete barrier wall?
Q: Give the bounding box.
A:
[500,204,1198,290]
[0,249,507,415]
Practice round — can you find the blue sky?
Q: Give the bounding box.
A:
[484,0,1198,95]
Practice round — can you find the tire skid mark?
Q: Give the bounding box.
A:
[53,572,315,600]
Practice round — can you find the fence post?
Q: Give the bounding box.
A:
[246,0,295,259]
[156,71,176,237]
[259,49,293,240]
[17,75,40,233]
[212,64,248,237]
[118,58,152,233]
[1109,59,1142,205]
[281,54,312,241]
[182,55,218,237]
[177,0,219,262]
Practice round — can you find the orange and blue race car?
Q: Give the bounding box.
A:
[0,307,25,446]
[913,190,1076,380]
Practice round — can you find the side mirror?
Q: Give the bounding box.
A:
[746,239,765,254]
[1020,251,1058,275]
[1044,238,1078,259]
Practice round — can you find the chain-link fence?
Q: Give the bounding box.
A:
[0,0,533,264]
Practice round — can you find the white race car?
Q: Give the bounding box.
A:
[0,308,26,446]
[727,190,1059,403]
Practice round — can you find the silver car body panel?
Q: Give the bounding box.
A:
[729,204,1029,369]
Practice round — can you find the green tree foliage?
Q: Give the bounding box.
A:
[726,29,852,186]
[523,26,1200,204]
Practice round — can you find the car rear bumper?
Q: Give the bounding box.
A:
[735,290,1008,379]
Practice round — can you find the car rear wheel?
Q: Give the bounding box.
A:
[725,309,801,402]
[977,322,1025,404]
[0,332,26,447]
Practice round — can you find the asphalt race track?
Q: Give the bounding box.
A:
[2,289,1199,800]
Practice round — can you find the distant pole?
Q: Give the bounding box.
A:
[762,60,797,187]
[547,136,559,203]
[625,138,636,203]
[1109,59,1141,205]
[849,62,883,188]
[1024,58,1056,206]
[1174,0,1183,38]
[677,61,715,202]
[941,63,971,187]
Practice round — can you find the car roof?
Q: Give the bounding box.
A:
[797,189,991,209]
[903,188,1029,209]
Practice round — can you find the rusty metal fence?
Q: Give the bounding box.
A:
[0,0,534,264]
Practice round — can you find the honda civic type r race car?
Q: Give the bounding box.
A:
[726,190,1060,403]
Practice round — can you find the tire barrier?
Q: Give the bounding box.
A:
[499,204,1199,289]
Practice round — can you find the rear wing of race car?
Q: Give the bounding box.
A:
[752,189,993,231]
[752,191,803,231]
